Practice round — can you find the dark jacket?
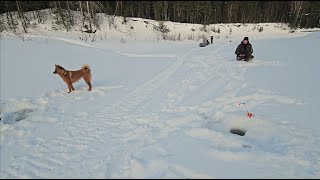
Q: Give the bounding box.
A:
[235,41,253,56]
[199,38,210,47]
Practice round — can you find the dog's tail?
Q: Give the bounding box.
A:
[82,64,92,81]
[82,64,91,73]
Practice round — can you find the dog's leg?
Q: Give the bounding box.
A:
[67,83,74,93]
[67,84,72,93]
[70,84,75,91]
[83,78,92,91]
[86,81,92,91]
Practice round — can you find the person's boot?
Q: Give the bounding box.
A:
[244,55,254,61]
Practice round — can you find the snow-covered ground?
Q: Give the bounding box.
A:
[1,11,320,178]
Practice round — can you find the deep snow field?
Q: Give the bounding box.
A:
[1,11,320,178]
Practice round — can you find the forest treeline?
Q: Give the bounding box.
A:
[1,1,319,33]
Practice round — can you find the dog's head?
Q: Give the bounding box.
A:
[53,64,65,74]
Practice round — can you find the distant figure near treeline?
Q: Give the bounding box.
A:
[199,37,210,47]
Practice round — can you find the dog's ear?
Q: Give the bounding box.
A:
[55,64,58,67]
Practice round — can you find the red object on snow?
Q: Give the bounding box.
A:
[239,102,254,118]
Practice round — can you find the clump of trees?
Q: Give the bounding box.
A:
[1,1,104,33]
[154,21,170,34]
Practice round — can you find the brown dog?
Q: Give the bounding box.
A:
[53,64,92,93]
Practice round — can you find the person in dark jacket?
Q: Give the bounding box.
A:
[235,37,254,61]
[199,37,210,47]
[211,36,213,44]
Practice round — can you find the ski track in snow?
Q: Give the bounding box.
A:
[24,34,176,58]
[1,38,319,178]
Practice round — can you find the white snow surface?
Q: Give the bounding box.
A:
[1,11,320,178]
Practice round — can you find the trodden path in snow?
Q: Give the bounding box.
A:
[1,39,319,178]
